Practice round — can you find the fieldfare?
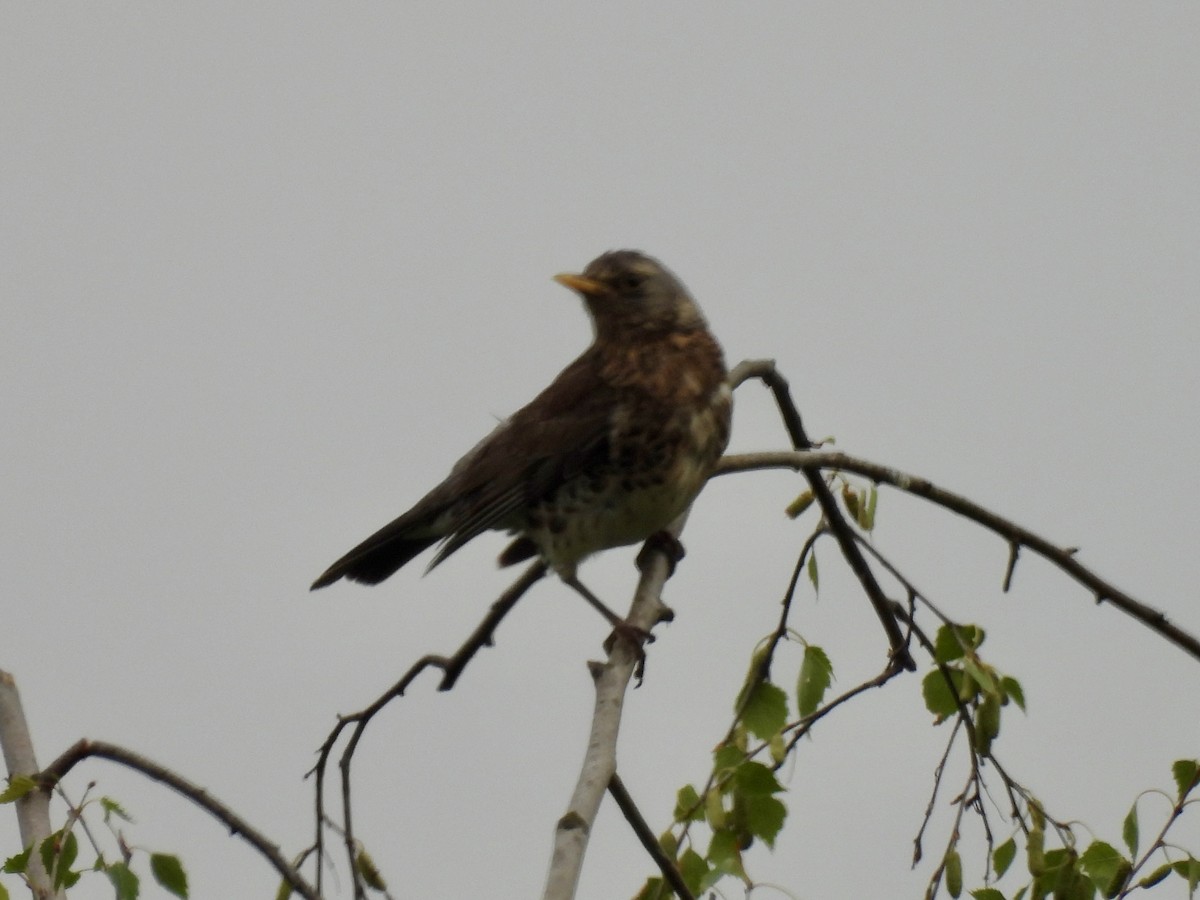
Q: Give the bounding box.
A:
[311,250,732,627]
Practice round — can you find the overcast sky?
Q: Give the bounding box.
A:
[3,5,1199,899]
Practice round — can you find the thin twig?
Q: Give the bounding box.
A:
[36,739,318,900]
[607,773,695,900]
[716,449,1200,664]
[310,560,547,896]
[729,525,829,746]
[914,718,963,868]
[673,662,901,851]
[924,768,974,900]
[1120,765,1200,898]
[728,360,915,670]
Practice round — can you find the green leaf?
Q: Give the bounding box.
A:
[733,645,770,713]
[797,644,833,718]
[150,852,189,898]
[1121,802,1138,856]
[0,775,37,804]
[1103,861,1132,899]
[1068,870,1095,900]
[40,830,78,888]
[0,877,9,900]
[2,845,31,874]
[1000,676,1026,711]
[733,761,784,796]
[101,796,135,823]
[106,861,140,900]
[860,485,878,530]
[934,624,984,663]
[740,681,788,741]
[658,830,678,858]
[674,784,704,822]
[273,877,294,900]
[1172,759,1199,800]
[1173,856,1200,892]
[705,830,744,883]
[970,890,1006,900]
[697,867,725,894]
[356,848,385,891]
[768,732,786,765]
[807,553,819,592]
[742,794,786,848]
[713,743,745,772]
[1035,848,1087,900]
[731,723,749,753]
[705,789,726,829]
[933,627,962,663]
[1080,841,1127,896]
[922,668,963,722]
[632,877,662,900]
[697,869,727,893]
[1042,847,1072,871]
[994,836,1017,878]
[678,848,708,893]
[945,848,963,897]
[706,829,747,882]
[962,656,997,696]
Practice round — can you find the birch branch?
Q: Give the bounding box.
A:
[0,670,64,900]
[541,515,686,900]
[715,449,1200,664]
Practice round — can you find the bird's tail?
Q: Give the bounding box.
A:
[310,516,441,590]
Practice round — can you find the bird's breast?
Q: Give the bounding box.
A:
[525,374,732,579]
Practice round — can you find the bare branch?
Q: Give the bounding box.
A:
[1121,766,1200,898]
[541,516,685,900]
[781,663,899,758]
[310,560,547,897]
[729,359,915,671]
[35,738,318,900]
[716,449,1200,664]
[0,670,64,900]
[913,717,963,868]
[607,773,694,900]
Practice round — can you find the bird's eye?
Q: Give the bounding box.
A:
[611,272,645,293]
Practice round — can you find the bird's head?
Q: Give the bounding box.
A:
[554,250,707,341]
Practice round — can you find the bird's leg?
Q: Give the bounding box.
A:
[562,575,655,650]
[562,574,652,636]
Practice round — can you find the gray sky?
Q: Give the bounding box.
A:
[3,4,1198,898]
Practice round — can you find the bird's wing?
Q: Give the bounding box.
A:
[310,348,618,588]
[424,349,619,568]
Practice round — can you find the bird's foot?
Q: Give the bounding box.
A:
[637,531,686,577]
[564,574,656,684]
[603,619,654,685]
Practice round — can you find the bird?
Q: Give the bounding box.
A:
[310,250,732,628]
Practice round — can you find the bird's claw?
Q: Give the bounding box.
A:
[637,531,686,576]
[603,619,654,685]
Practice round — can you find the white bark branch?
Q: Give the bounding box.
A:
[0,670,65,900]
[541,515,686,900]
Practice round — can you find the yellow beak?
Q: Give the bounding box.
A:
[553,272,606,296]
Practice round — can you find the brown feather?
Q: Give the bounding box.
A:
[310,249,731,591]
